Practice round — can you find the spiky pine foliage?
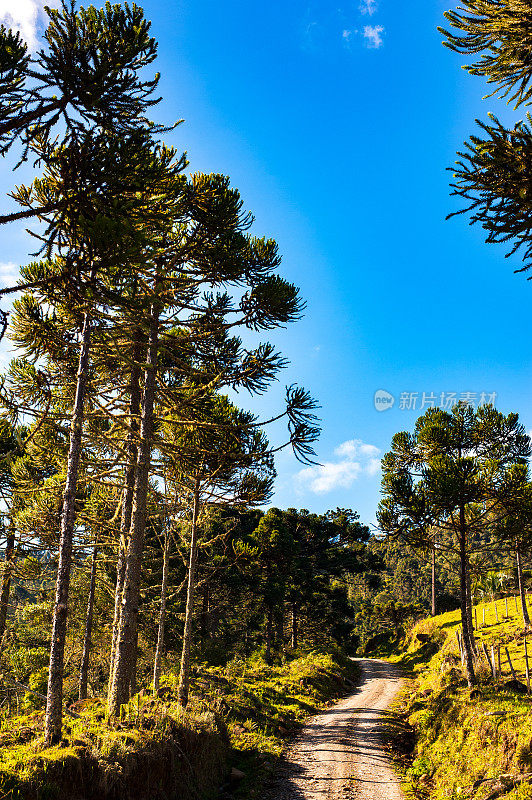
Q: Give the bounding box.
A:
[0,1,163,157]
[441,2,532,276]
[0,26,29,152]
[440,0,532,109]
[447,113,532,275]
[163,393,275,510]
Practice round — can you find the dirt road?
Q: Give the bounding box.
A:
[270,658,404,800]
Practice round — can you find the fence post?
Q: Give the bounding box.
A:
[482,641,495,680]
[505,647,518,681]
[474,607,478,631]
[456,629,464,665]
[491,644,497,680]
[505,597,509,618]
[525,635,530,695]
[483,606,486,627]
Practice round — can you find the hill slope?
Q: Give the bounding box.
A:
[390,596,532,800]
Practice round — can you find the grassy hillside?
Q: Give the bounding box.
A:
[0,651,358,800]
[389,596,532,800]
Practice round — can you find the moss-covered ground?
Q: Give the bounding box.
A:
[386,595,532,800]
[0,650,358,800]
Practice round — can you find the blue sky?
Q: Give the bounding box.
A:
[1,0,532,528]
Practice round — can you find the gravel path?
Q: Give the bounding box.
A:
[270,658,404,800]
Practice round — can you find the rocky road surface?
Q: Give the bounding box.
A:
[269,658,404,800]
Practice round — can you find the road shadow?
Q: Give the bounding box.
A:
[260,659,404,799]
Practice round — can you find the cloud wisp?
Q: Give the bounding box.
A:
[0,262,21,289]
[0,0,46,51]
[359,0,378,15]
[363,24,384,48]
[295,438,381,495]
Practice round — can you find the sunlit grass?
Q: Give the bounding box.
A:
[0,651,358,800]
[409,594,532,684]
[393,595,532,799]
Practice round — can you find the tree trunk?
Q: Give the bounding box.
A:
[465,559,476,654]
[431,540,436,617]
[79,545,98,700]
[517,544,530,626]
[0,528,16,649]
[109,336,142,686]
[291,602,298,649]
[129,627,138,697]
[45,308,93,745]
[276,607,285,653]
[153,527,170,694]
[108,304,159,715]
[265,607,273,664]
[458,511,476,687]
[178,488,200,707]
[200,584,210,642]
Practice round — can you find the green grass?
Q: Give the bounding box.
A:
[187,649,359,798]
[390,595,532,800]
[406,595,532,682]
[0,650,358,800]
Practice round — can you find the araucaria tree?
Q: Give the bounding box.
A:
[0,0,320,742]
[440,1,532,277]
[105,170,319,715]
[378,404,530,687]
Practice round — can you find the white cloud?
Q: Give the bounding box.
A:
[0,0,46,51]
[0,262,21,289]
[295,438,381,495]
[360,0,377,15]
[297,460,361,494]
[334,439,379,459]
[334,440,356,458]
[363,24,384,48]
[301,19,319,51]
[342,29,353,41]
[366,457,381,476]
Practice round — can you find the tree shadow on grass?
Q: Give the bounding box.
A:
[397,641,441,677]
[220,746,307,800]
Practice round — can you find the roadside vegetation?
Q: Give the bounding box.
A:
[382,597,532,800]
[0,650,358,800]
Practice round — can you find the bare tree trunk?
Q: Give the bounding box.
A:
[517,544,530,627]
[129,627,138,696]
[79,545,98,700]
[459,512,476,687]
[153,526,170,694]
[200,584,210,642]
[109,337,142,686]
[45,308,93,745]
[431,540,436,617]
[276,606,285,653]
[265,607,273,664]
[465,559,476,654]
[108,304,159,715]
[178,488,200,707]
[0,528,15,648]
[291,602,298,649]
